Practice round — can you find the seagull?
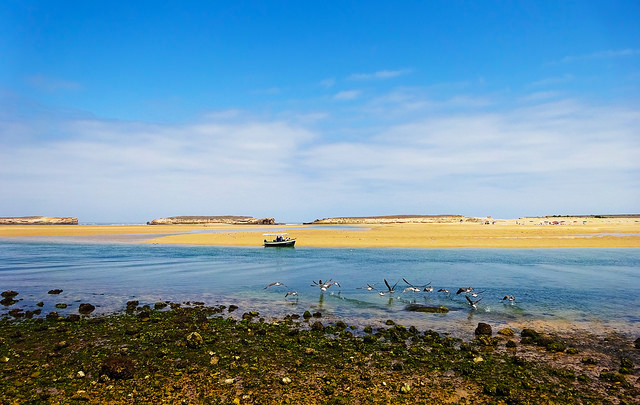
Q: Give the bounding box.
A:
[379,279,398,296]
[403,278,430,289]
[264,282,287,289]
[402,287,421,293]
[423,286,434,292]
[437,288,450,294]
[456,287,474,295]
[502,295,516,303]
[469,290,484,298]
[465,295,483,309]
[311,279,340,291]
[285,291,298,298]
[357,283,377,291]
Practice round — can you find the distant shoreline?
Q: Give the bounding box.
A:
[1,220,639,248]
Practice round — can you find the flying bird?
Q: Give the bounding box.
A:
[379,279,399,296]
[465,295,483,309]
[502,295,516,303]
[285,291,298,298]
[456,287,474,295]
[311,279,340,291]
[264,282,287,289]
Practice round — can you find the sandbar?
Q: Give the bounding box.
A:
[1,220,639,248]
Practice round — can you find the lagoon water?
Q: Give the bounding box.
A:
[1,240,639,338]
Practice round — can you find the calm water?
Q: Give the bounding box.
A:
[1,240,639,338]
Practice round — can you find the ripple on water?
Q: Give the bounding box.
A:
[0,242,638,338]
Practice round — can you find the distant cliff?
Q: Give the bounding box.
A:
[308,215,482,224]
[147,216,276,225]
[0,216,78,225]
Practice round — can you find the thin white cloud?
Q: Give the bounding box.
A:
[529,74,574,87]
[26,74,82,92]
[1,94,638,222]
[319,78,336,88]
[349,69,412,80]
[333,90,361,100]
[557,49,640,64]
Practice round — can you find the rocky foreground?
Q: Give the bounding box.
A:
[1,293,638,404]
[0,216,78,225]
[147,216,276,225]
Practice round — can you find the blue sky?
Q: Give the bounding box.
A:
[1,1,639,223]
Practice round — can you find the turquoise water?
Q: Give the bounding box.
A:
[1,241,638,337]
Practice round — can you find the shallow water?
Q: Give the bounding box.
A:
[0,240,638,338]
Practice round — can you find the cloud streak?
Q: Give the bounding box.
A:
[349,69,412,80]
[557,49,640,64]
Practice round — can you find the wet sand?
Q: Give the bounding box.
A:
[1,221,640,247]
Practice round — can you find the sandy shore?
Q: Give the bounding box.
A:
[1,220,639,248]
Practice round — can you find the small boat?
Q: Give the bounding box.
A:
[263,233,296,247]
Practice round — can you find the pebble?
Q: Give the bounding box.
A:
[281,376,292,384]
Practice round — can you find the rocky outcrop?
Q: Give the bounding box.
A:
[147,216,276,225]
[0,216,78,225]
[308,215,482,225]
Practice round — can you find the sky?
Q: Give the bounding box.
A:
[1,1,639,224]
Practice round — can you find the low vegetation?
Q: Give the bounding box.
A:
[1,303,638,404]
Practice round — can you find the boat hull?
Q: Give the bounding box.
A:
[264,239,296,247]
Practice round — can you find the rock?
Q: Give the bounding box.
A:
[620,357,634,374]
[635,337,640,349]
[147,216,276,225]
[303,311,312,319]
[54,340,69,351]
[48,289,63,295]
[1,290,18,298]
[8,309,23,318]
[311,321,324,331]
[506,340,517,348]
[546,342,566,352]
[228,305,238,313]
[0,297,18,306]
[309,215,479,225]
[65,314,81,322]
[78,303,95,314]
[154,302,167,310]
[101,356,135,380]
[55,303,67,309]
[521,328,539,338]
[36,301,44,307]
[475,323,492,336]
[312,312,322,318]
[186,332,204,348]
[125,301,139,311]
[0,216,78,225]
[405,304,449,313]
[281,376,292,384]
[497,328,514,336]
[46,311,59,320]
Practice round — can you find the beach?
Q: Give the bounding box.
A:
[1,219,639,248]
